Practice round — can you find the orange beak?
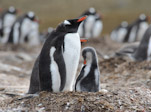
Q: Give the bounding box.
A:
[80,39,87,43]
[84,60,86,65]
[77,16,87,22]
[147,16,151,23]
[0,8,3,12]
[16,9,21,13]
[34,19,40,23]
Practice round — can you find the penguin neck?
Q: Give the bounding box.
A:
[86,59,92,65]
[86,57,97,67]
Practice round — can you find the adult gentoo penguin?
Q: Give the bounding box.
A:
[124,14,149,43]
[78,7,103,39]
[110,21,128,42]
[0,6,17,43]
[28,16,87,94]
[7,11,40,45]
[115,25,151,61]
[75,47,100,92]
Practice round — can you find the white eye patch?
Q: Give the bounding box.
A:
[9,6,15,12]
[140,14,146,20]
[64,20,71,25]
[28,11,35,18]
[89,7,95,13]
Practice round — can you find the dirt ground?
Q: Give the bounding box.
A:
[0,36,151,112]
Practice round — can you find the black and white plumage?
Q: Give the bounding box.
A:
[110,21,128,43]
[75,47,100,92]
[115,25,151,61]
[111,14,149,43]
[28,16,87,94]
[7,11,40,45]
[0,6,17,43]
[78,7,103,39]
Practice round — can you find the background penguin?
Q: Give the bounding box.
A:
[39,27,54,43]
[78,7,103,39]
[7,11,40,45]
[115,25,151,61]
[111,14,149,43]
[0,6,17,43]
[110,21,128,42]
[123,14,149,43]
[75,47,100,92]
[28,16,87,93]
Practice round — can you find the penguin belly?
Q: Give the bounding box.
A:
[28,22,40,46]
[1,14,16,43]
[110,30,117,41]
[3,14,16,28]
[84,15,96,38]
[92,20,103,38]
[76,65,100,92]
[117,28,127,42]
[128,26,137,42]
[63,33,81,91]
[13,22,20,44]
[20,18,31,44]
[76,64,91,92]
[137,22,148,41]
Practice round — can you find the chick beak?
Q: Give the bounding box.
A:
[84,60,86,65]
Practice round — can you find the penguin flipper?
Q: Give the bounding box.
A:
[115,43,138,57]
[54,48,66,91]
[75,65,85,91]
[28,56,40,94]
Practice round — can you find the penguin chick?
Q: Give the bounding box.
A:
[75,47,100,92]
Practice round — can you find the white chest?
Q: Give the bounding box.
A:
[21,18,32,35]
[4,14,16,28]
[76,64,91,92]
[63,33,81,91]
[137,22,149,41]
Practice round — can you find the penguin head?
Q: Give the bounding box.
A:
[82,47,98,65]
[89,7,96,15]
[56,16,87,33]
[26,11,37,21]
[8,6,17,14]
[121,21,128,27]
[139,14,150,22]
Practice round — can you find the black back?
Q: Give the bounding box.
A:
[8,15,28,43]
[28,56,40,94]
[124,16,148,42]
[133,25,151,61]
[39,30,66,92]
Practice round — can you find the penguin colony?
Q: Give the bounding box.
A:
[0,6,40,46]
[111,14,149,43]
[0,6,151,93]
